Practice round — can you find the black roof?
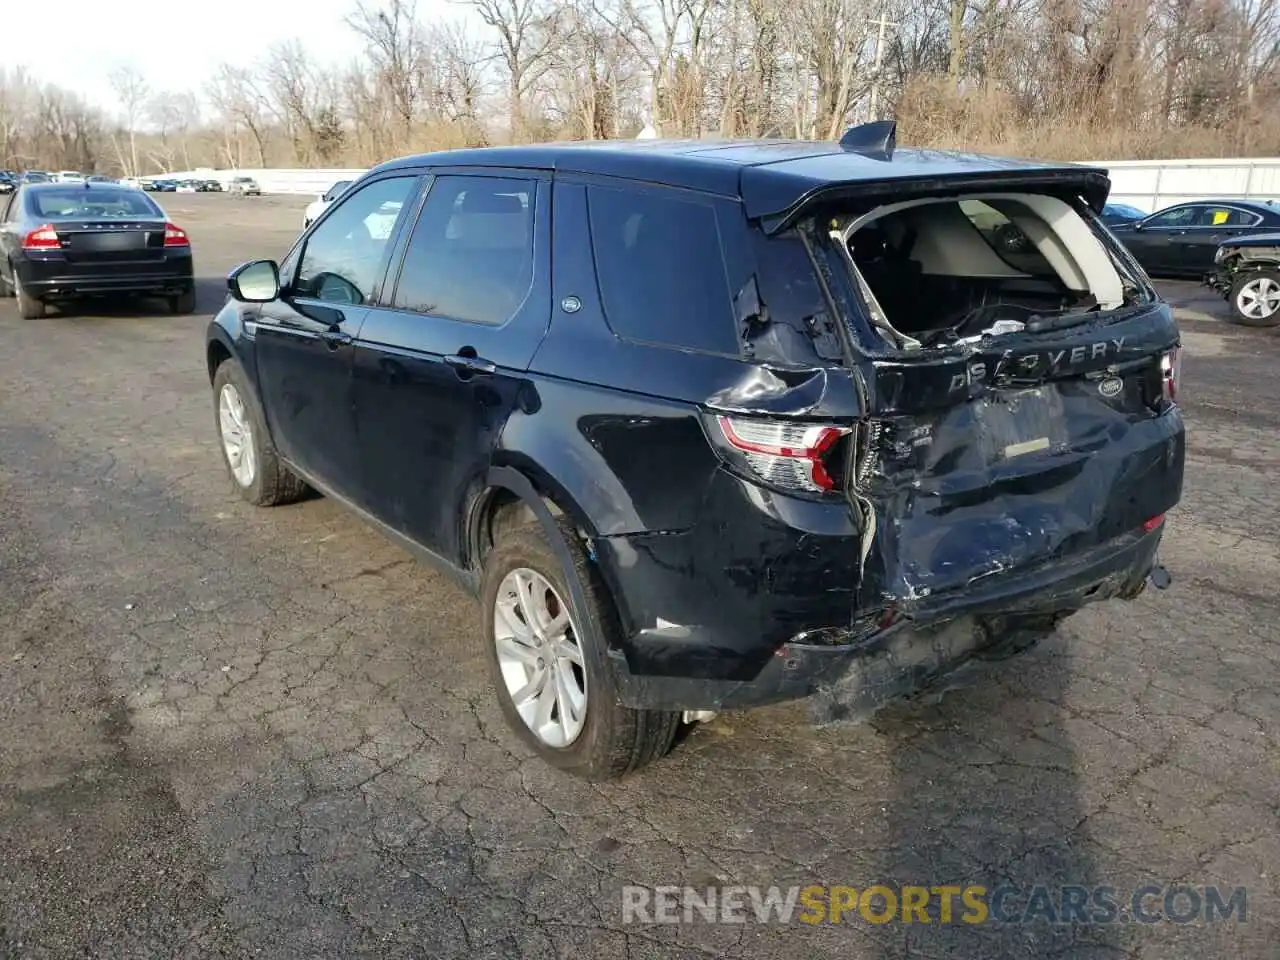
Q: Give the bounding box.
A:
[371,138,1110,224]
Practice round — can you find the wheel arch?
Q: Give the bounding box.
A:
[466,463,599,577]
[206,327,237,383]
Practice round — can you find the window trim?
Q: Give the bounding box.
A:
[381,171,541,328]
[286,172,424,307]
[1144,203,1264,230]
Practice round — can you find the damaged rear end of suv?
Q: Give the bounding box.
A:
[599,123,1185,737]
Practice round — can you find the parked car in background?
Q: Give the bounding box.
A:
[203,180,224,192]
[148,179,178,193]
[1206,233,1280,326]
[120,177,143,190]
[205,123,1184,778]
[86,175,112,184]
[1101,202,1147,225]
[55,171,85,183]
[22,171,51,184]
[228,176,261,197]
[1107,199,1280,278]
[0,172,15,194]
[176,180,200,193]
[0,181,195,318]
[303,179,353,228]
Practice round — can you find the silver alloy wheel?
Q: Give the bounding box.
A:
[493,567,588,748]
[218,383,256,488]
[1237,276,1280,320]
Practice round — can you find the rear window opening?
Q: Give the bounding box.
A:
[825,193,1150,352]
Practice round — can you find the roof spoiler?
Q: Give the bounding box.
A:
[839,120,896,161]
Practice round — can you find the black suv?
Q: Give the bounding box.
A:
[206,122,1185,780]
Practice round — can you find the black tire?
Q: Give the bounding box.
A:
[170,287,197,315]
[1228,269,1280,328]
[14,273,46,319]
[211,358,308,506]
[480,516,681,781]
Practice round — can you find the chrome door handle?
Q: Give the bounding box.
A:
[321,329,352,349]
[445,354,497,376]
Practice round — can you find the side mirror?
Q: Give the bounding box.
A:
[228,259,280,302]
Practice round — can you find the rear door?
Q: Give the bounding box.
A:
[351,170,550,563]
[252,173,422,502]
[1171,205,1261,275]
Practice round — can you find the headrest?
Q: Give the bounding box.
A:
[460,191,524,214]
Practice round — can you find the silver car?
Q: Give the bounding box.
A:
[228,176,262,197]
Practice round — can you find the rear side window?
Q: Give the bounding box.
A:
[586,185,738,355]
[27,188,161,219]
[391,174,535,325]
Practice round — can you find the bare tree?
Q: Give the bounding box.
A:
[469,0,565,138]
[209,65,270,166]
[345,0,427,142]
[109,65,149,175]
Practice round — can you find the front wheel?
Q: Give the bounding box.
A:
[212,358,308,506]
[1230,270,1280,327]
[480,517,681,780]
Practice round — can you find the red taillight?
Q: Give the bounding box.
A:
[163,222,189,246]
[1160,346,1180,404]
[22,224,60,250]
[1143,514,1165,532]
[716,416,851,493]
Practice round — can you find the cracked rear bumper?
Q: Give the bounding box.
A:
[608,526,1164,712]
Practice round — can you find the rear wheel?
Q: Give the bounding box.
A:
[480,516,681,780]
[169,287,197,315]
[212,358,307,506]
[13,273,46,320]
[1230,270,1280,327]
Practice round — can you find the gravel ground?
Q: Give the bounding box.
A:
[1,193,1278,959]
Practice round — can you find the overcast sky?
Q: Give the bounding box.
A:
[8,0,460,113]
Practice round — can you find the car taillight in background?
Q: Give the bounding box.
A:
[712,415,851,495]
[1160,346,1180,404]
[164,223,190,247]
[22,224,60,250]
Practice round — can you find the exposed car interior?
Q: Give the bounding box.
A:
[840,193,1135,349]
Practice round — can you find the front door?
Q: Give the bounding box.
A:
[1128,204,1204,275]
[253,174,422,500]
[351,171,551,564]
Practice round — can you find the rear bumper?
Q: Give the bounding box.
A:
[609,525,1164,712]
[16,254,193,299]
[599,405,1184,711]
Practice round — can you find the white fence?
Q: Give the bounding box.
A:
[1090,158,1280,212]
[162,157,1280,212]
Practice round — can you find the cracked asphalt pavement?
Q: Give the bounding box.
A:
[2,194,1279,959]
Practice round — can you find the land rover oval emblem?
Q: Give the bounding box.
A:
[1098,377,1124,398]
[560,296,582,314]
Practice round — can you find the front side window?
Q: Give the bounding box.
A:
[295,176,418,305]
[391,175,535,325]
[1145,206,1202,229]
[586,185,738,355]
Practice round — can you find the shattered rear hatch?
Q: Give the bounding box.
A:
[848,302,1184,614]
